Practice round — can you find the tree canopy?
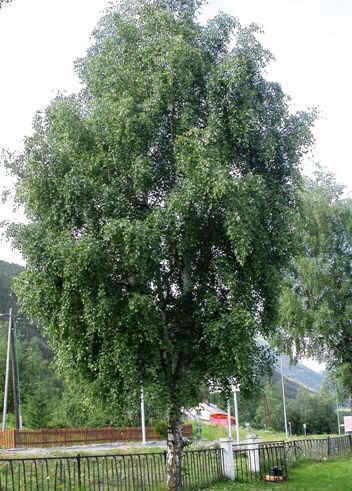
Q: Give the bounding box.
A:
[6,1,315,488]
[275,167,352,396]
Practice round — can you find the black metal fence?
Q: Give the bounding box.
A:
[0,435,351,489]
[285,435,352,464]
[233,441,288,482]
[0,448,223,490]
[183,448,223,489]
[232,434,352,483]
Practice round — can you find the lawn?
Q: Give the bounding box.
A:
[191,421,287,442]
[191,421,335,443]
[207,458,352,490]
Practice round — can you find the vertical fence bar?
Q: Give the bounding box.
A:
[0,438,351,490]
[77,454,81,489]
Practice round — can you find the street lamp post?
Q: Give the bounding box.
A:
[232,385,240,444]
[280,357,289,440]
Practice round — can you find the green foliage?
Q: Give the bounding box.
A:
[24,382,53,429]
[0,260,22,313]
[275,166,352,395]
[5,1,315,468]
[154,419,169,438]
[253,381,338,435]
[0,260,144,429]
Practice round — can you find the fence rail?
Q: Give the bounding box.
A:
[0,434,350,488]
[0,424,193,449]
[232,434,352,483]
[285,435,352,464]
[233,442,288,482]
[0,448,223,490]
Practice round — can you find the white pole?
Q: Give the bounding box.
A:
[227,401,232,440]
[233,389,240,443]
[141,387,146,445]
[336,391,341,435]
[2,309,12,430]
[280,357,289,440]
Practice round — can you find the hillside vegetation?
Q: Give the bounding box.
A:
[0,260,337,436]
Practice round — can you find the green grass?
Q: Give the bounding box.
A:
[207,458,352,490]
[191,420,286,442]
[191,421,337,443]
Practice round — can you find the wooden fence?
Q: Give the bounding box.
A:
[0,424,193,449]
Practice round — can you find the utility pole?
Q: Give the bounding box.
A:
[263,392,273,429]
[10,318,20,430]
[2,309,12,430]
[141,387,146,444]
[336,391,341,435]
[227,401,232,440]
[1,309,21,430]
[232,385,240,444]
[280,356,289,440]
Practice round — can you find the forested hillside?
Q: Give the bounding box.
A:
[0,260,22,312]
[0,259,147,429]
[278,355,323,391]
[0,260,335,435]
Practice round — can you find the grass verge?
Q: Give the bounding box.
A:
[207,458,352,490]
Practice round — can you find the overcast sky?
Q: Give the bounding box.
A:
[1,0,351,371]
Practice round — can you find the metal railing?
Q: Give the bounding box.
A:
[0,448,224,490]
[0,435,350,488]
[285,435,352,463]
[233,441,288,482]
[232,434,352,483]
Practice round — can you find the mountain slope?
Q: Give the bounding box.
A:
[278,355,323,391]
[0,259,23,313]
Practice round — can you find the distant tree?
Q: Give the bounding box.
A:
[7,1,315,488]
[254,382,284,431]
[24,382,53,429]
[253,381,336,435]
[0,260,22,313]
[275,167,352,401]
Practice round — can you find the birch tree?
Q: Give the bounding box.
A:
[7,1,315,488]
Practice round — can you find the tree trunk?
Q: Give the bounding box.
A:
[166,406,184,491]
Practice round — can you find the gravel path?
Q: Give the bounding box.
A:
[0,439,216,457]
[0,440,167,457]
